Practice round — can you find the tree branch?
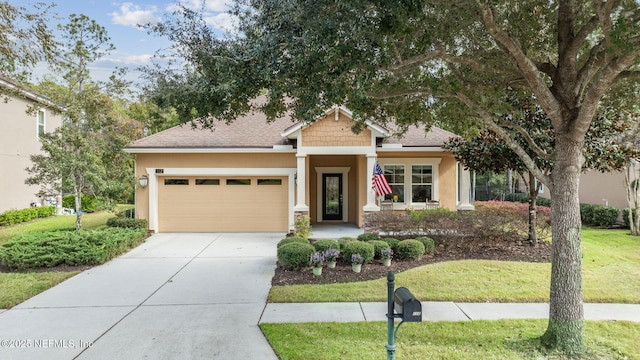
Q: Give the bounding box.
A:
[476,1,563,129]
[455,91,553,190]
[501,122,554,162]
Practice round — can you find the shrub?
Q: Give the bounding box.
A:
[0,228,147,270]
[62,194,97,213]
[382,238,400,251]
[415,237,435,254]
[396,240,425,260]
[341,241,375,264]
[277,242,315,270]
[580,204,619,227]
[536,197,552,207]
[357,233,380,241]
[277,237,308,248]
[623,208,638,228]
[338,237,357,247]
[313,239,340,252]
[0,206,56,226]
[106,217,148,229]
[369,240,391,259]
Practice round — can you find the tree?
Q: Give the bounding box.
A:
[0,2,57,82]
[143,1,640,355]
[445,97,638,245]
[26,14,133,230]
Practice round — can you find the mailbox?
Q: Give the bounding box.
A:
[393,287,422,322]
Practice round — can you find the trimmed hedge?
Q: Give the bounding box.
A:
[369,240,391,259]
[580,204,620,227]
[277,242,316,270]
[415,237,435,255]
[277,237,309,248]
[357,233,380,241]
[382,238,400,251]
[396,240,425,260]
[341,241,375,264]
[0,228,147,270]
[313,239,340,252]
[106,217,148,229]
[623,208,637,228]
[0,206,56,226]
[338,237,357,248]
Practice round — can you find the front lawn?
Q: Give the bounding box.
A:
[268,228,640,303]
[261,320,640,360]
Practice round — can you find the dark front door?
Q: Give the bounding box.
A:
[322,174,343,220]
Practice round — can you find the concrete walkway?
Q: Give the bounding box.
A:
[261,302,640,323]
[0,233,282,360]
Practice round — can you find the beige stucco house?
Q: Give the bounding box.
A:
[126,106,474,233]
[0,77,63,212]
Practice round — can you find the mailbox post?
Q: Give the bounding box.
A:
[386,271,422,360]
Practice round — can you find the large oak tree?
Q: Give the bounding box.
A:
[144,1,640,355]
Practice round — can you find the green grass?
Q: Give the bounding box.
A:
[269,227,640,303]
[0,208,130,309]
[0,272,79,309]
[261,320,640,360]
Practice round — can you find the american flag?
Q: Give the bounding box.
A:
[372,161,392,197]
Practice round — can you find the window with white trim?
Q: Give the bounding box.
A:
[383,165,405,202]
[411,165,433,202]
[37,110,45,138]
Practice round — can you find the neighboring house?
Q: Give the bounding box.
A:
[0,77,63,212]
[126,106,474,233]
[540,168,634,210]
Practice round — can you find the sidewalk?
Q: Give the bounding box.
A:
[260,302,640,323]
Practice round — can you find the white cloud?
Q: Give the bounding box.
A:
[110,3,160,28]
[99,53,154,66]
[204,12,236,32]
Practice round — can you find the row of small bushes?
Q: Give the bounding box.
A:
[276,235,435,270]
[0,206,56,227]
[503,193,552,207]
[106,217,148,229]
[0,227,147,270]
[579,203,620,228]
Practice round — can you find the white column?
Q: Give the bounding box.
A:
[294,153,309,211]
[363,153,380,212]
[457,165,475,210]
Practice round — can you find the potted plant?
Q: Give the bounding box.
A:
[380,247,393,267]
[310,252,324,276]
[323,248,340,268]
[351,253,364,273]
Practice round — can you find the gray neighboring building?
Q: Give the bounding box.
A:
[0,77,63,212]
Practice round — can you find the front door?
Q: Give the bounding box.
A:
[322,174,343,220]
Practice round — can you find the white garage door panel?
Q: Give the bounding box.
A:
[158,177,288,232]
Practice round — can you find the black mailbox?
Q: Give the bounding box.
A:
[394,287,422,322]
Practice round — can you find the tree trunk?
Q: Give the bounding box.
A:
[528,171,538,246]
[74,189,83,231]
[624,161,640,236]
[540,136,585,355]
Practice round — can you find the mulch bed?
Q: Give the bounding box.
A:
[271,239,552,286]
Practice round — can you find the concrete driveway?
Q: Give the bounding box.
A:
[0,233,282,360]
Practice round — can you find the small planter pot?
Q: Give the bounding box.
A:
[313,267,323,276]
[382,258,392,267]
[327,261,337,269]
[352,264,362,273]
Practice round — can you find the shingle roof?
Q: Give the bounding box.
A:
[127,108,458,149]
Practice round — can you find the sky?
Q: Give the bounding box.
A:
[25,0,234,95]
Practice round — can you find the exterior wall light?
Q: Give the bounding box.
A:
[139,175,149,188]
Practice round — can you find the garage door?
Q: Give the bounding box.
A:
[158,176,288,232]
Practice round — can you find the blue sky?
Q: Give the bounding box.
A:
[27,0,233,94]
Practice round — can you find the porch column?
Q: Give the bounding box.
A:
[363,153,380,212]
[457,164,475,211]
[294,153,309,212]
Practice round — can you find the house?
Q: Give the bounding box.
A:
[126,105,474,233]
[0,77,63,212]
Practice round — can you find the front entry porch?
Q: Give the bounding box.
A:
[309,223,364,240]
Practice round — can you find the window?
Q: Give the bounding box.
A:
[384,165,405,202]
[411,165,433,202]
[164,179,189,185]
[258,179,282,185]
[196,179,220,185]
[227,179,251,185]
[37,110,45,138]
